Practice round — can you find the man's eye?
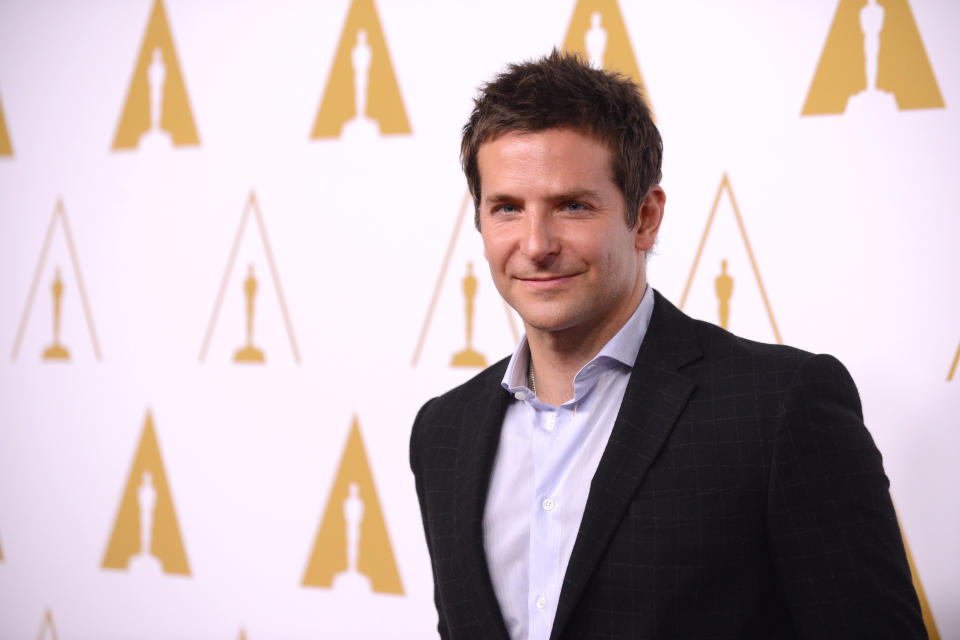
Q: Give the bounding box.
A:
[564,202,586,211]
[494,204,519,214]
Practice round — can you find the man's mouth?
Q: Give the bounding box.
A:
[517,273,576,288]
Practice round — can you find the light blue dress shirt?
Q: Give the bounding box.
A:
[482,286,655,640]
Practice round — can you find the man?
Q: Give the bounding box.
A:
[410,51,925,640]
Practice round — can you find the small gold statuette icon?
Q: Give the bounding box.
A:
[234,263,265,363]
[43,268,70,360]
[714,258,734,330]
[451,262,487,368]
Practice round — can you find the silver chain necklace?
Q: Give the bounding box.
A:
[527,361,536,395]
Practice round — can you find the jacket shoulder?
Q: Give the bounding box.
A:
[649,289,815,376]
[652,291,853,398]
[409,356,509,472]
[691,316,810,365]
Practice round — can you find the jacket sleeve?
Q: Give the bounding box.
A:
[410,398,451,640]
[767,353,927,638]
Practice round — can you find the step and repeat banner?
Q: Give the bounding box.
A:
[0,0,957,638]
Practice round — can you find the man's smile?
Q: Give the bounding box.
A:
[515,273,578,288]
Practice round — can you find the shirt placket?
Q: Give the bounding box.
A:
[528,402,564,640]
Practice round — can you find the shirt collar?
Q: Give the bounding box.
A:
[501,285,656,393]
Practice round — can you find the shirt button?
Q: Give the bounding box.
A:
[514,391,526,401]
[536,595,547,610]
[542,498,556,512]
[545,414,556,432]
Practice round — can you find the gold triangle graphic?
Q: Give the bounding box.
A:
[562,0,654,119]
[802,0,944,115]
[310,0,410,138]
[678,173,782,343]
[947,341,959,382]
[302,416,403,594]
[411,192,520,367]
[112,0,199,149]
[0,92,13,156]
[11,198,102,362]
[199,191,301,364]
[35,609,59,640]
[102,410,191,575]
[899,520,940,638]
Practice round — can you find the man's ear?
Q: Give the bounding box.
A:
[635,185,665,251]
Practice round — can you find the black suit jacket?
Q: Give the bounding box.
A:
[410,291,926,639]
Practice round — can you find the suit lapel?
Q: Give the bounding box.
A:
[453,367,513,639]
[550,292,702,639]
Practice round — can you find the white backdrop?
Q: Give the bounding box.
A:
[0,0,957,638]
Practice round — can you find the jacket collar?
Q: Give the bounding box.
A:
[549,290,702,639]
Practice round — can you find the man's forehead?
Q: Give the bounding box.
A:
[477,126,612,153]
[476,127,618,188]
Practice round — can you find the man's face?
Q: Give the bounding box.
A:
[477,128,661,342]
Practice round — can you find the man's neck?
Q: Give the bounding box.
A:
[526,284,646,407]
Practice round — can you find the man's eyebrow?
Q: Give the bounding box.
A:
[551,189,602,202]
[484,189,603,205]
[483,193,519,205]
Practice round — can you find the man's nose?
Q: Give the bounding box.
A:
[521,211,560,262]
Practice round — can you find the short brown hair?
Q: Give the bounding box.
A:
[461,49,662,230]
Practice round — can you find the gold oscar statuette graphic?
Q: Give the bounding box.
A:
[102,410,190,576]
[234,264,266,363]
[679,174,782,343]
[0,534,4,560]
[11,199,101,363]
[112,0,199,149]
[237,627,248,640]
[42,268,70,361]
[948,341,959,382]
[802,0,944,115]
[412,193,520,367]
[311,0,410,138]
[35,609,59,640]
[563,0,654,118]
[199,191,300,364]
[451,262,488,368]
[714,259,734,330]
[302,417,403,595]
[0,92,13,156]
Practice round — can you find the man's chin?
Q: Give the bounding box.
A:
[519,311,579,335]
